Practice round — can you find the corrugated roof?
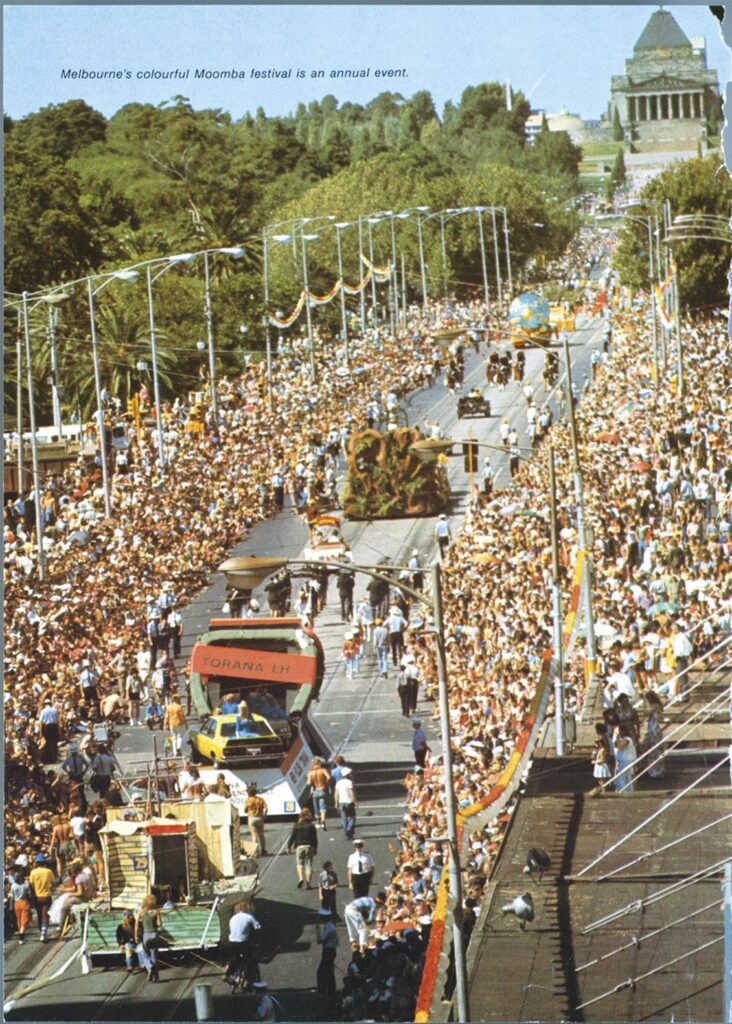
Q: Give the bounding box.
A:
[634,9,691,51]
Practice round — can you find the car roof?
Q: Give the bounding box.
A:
[208,713,268,724]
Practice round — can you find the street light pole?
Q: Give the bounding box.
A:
[548,447,565,755]
[16,309,23,489]
[358,216,367,335]
[87,278,113,519]
[367,219,379,332]
[560,330,597,685]
[47,305,63,436]
[21,291,46,581]
[388,212,399,332]
[145,265,167,472]
[203,251,218,425]
[440,214,448,297]
[430,562,470,1023]
[335,223,349,364]
[489,207,503,306]
[502,207,513,297]
[417,217,427,304]
[476,208,490,308]
[262,229,274,412]
[300,229,317,376]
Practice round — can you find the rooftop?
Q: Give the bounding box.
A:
[465,666,731,1022]
[634,9,692,53]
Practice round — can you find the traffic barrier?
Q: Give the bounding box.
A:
[414,648,556,1023]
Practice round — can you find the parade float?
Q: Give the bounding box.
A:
[343,426,451,520]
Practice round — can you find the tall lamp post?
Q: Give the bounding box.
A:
[224,554,470,1022]
[662,214,732,400]
[47,303,63,436]
[334,221,352,364]
[87,269,140,516]
[146,254,194,471]
[202,246,245,425]
[18,287,72,580]
[502,207,513,297]
[395,207,430,306]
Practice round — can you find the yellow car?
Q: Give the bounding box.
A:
[189,713,284,767]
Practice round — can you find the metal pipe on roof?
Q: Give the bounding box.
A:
[577,758,731,880]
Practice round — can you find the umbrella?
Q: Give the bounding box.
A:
[499,503,520,516]
[593,431,621,444]
[648,601,679,616]
[519,510,545,519]
[334,367,351,378]
[629,460,652,473]
[475,553,500,565]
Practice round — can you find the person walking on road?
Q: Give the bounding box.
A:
[337,567,355,622]
[385,606,408,668]
[397,663,411,717]
[307,758,331,830]
[29,854,54,942]
[245,784,268,857]
[225,901,262,991]
[412,719,429,768]
[408,549,424,592]
[403,654,421,716]
[287,808,318,888]
[163,695,187,755]
[334,766,357,839]
[347,839,374,898]
[434,514,452,561]
[372,619,389,677]
[315,908,339,998]
[318,860,339,917]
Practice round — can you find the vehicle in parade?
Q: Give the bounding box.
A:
[189,712,285,768]
[457,387,492,419]
[508,291,553,349]
[188,580,327,815]
[302,513,351,563]
[72,798,258,966]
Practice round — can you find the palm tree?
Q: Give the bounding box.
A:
[57,301,178,417]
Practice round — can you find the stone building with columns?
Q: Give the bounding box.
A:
[609,8,721,153]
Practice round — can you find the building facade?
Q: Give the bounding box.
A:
[609,9,721,152]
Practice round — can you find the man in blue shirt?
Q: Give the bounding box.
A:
[411,719,429,768]
[385,608,407,667]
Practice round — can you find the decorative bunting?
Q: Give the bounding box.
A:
[268,257,392,329]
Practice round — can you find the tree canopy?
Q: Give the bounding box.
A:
[612,154,731,311]
[5,81,587,422]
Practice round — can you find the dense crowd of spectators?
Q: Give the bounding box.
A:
[363,298,731,1018]
[5,224,730,1018]
[2,293,500,900]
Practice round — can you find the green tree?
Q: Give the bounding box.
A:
[527,130,582,178]
[11,99,107,161]
[612,107,623,142]
[4,138,104,291]
[605,147,626,200]
[612,154,731,309]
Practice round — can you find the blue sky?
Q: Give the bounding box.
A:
[3,5,729,123]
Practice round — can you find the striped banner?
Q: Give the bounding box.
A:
[414,648,556,1023]
[562,550,586,658]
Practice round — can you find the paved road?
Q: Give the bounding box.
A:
[4,314,607,1021]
